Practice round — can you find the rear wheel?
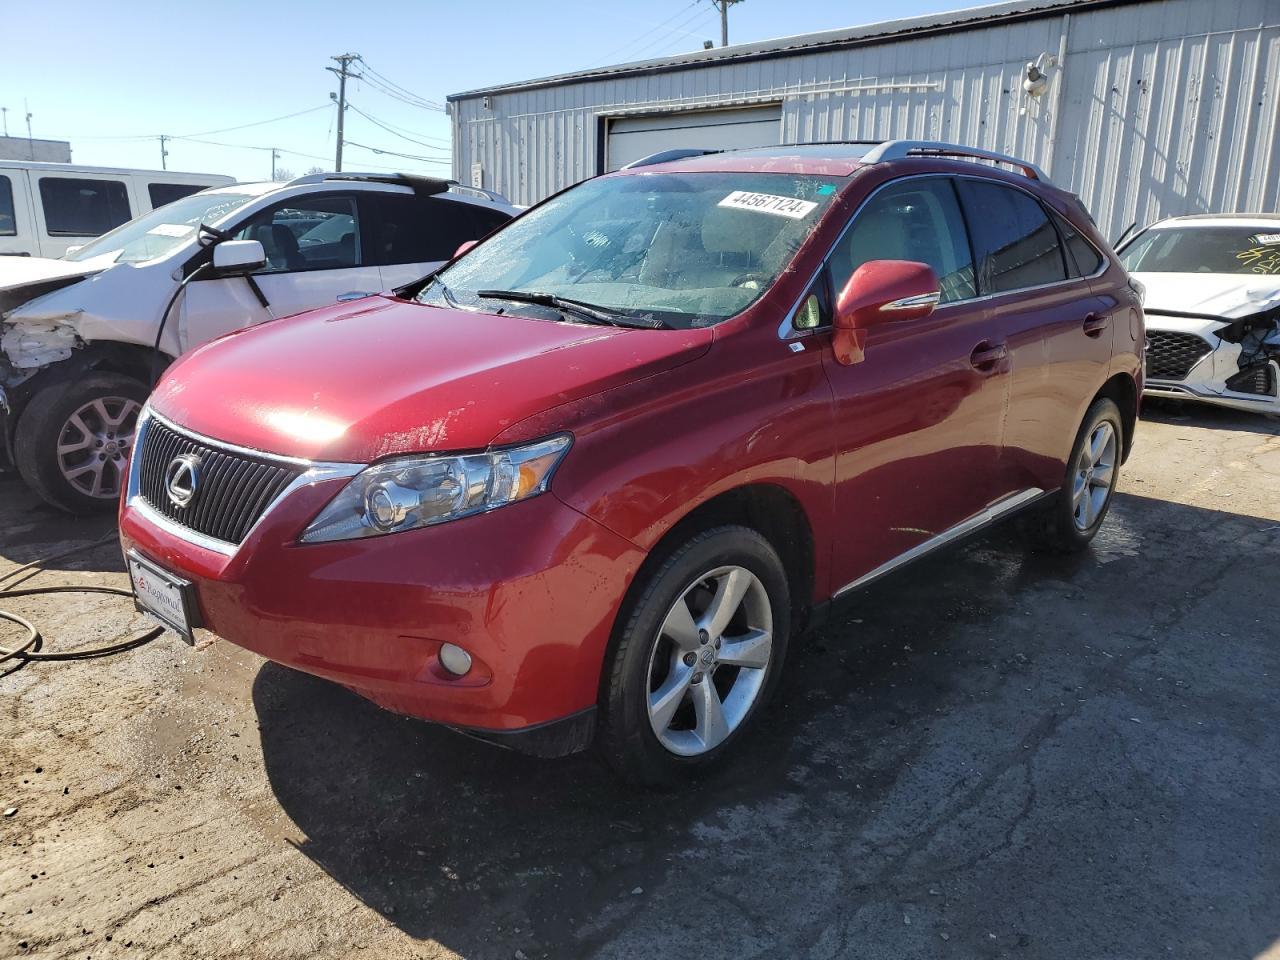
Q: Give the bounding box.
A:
[1023,397,1123,552]
[14,373,148,515]
[598,526,790,786]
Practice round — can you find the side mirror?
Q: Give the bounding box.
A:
[833,260,941,365]
[212,239,266,274]
[454,239,478,259]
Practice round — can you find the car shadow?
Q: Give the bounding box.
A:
[0,474,123,575]
[253,491,1280,958]
[1141,396,1280,434]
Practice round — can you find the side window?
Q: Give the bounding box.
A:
[829,178,977,306]
[956,180,1067,293]
[367,195,498,266]
[0,176,15,236]
[148,183,205,208]
[39,178,131,237]
[1050,209,1104,277]
[234,195,359,273]
[464,203,512,238]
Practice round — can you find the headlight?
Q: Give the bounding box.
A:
[300,434,571,543]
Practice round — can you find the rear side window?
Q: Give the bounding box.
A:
[1052,210,1104,277]
[957,180,1066,293]
[148,182,207,208]
[0,176,15,236]
[39,177,132,237]
[366,195,506,265]
[830,177,977,304]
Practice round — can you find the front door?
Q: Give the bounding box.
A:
[178,192,383,353]
[819,175,1011,594]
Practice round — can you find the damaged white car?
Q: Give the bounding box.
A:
[0,172,515,512]
[1119,214,1280,415]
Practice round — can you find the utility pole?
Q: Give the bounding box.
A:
[327,52,360,172]
[271,148,280,180]
[1,107,7,138]
[159,134,169,170]
[24,99,33,160]
[711,0,742,47]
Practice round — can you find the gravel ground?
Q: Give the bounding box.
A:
[2,398,1279,960]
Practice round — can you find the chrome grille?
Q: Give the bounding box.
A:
[1145,330,1213,381]
[137,419,305,545]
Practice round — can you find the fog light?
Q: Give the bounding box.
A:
[438,643,473,677]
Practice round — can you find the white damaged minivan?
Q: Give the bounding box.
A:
[0,172,515,512]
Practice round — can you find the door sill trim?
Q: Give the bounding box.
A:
[832,488,1047,599]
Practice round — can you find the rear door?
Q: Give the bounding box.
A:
[954,178,1111,493]
[363,193,511,289]
[0,170,36,257]
[820,175,1012,594]
[177,192,382,353]
[31,172,135,257]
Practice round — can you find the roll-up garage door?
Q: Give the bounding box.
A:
[605,105,782,171]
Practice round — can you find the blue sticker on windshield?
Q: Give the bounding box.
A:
[817,185,836,195]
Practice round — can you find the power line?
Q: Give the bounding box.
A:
[591,0,700,66]
[624,6,719,62]
[346,102,451,151]
[68,105,332,142]
[343,139,450,166]
[356,58,445,111]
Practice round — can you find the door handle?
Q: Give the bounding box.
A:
[1083,313,1109,337]
[337,290,376,302]
[969,341,1008,371]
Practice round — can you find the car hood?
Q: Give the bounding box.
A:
[150,295,713,462]
[1134,271,1280,321]
[0,254,116,314]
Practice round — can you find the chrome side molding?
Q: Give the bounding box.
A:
[833,488,1046,598]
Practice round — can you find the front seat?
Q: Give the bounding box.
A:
[253,223,304,271]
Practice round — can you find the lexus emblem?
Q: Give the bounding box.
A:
[165,453,202,508]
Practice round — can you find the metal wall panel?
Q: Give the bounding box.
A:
[451,0,1280,238]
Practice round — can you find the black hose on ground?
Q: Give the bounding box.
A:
[0,533,165,664]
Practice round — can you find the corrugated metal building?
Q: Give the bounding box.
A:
[447,0,1280,240]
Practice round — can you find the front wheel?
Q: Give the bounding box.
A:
[14,373,148,514]
[598,526,790,787]
[1023,397,1123,552]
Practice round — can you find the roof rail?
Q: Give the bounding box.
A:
[285,171,454,196]
[861,140,1049,182]
[621,148,721,170]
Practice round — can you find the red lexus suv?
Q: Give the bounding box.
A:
[119,141,1143,784]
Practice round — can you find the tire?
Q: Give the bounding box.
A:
[597,525,791,787]
[14,373,149,515]
[1022,397,1123,553]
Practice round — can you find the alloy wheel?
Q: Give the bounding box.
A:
[56,396,142,499]
[645,565,773,757]
[1071,420,1117,531]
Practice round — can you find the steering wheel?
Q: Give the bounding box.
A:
[730,271,771,289]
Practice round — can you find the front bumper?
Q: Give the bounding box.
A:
[119,469,645,750]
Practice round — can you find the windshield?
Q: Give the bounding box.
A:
[1120,225,1280,276]
[417,171,842,328]
[66,191,255,264]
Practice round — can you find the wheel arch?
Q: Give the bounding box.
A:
[1094,372,1139,462]
[615,482,816,646]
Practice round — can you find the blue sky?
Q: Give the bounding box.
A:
[3,0,965,182]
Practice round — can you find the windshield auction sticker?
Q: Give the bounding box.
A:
[718,191,818,219]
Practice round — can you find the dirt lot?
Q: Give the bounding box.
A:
[2,399,1279,960]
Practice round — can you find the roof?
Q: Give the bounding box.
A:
[0,159,233,180]
[448,0,1134,101]
[616,140,1051,182]
[1146,213,1280,227]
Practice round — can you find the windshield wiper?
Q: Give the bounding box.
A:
[476,289,666,329]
